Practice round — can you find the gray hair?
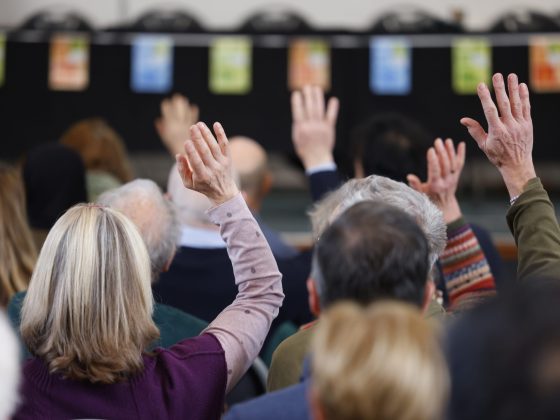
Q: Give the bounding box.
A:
[309,175,446,268]
[97,179,180,278]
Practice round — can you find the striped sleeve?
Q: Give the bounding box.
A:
[440,217,496,310]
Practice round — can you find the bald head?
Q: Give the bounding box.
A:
[229,136,271,209]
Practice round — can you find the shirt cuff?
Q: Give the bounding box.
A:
[206,193,248,225]
[305,162,337,176]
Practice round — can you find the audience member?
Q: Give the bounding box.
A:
[0,164,36,308]
[230,136,299,259]
[310,302,448,420]
[60,118,134,201]
[226,200,440,419]
[22,143,87,251]
[13,122,284,418]
[0,312,20,419]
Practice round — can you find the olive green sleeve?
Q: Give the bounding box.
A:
[506,178,560,280]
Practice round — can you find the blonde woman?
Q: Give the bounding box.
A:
[15,122,284,419]
[310,302,449,420]
[0,163,37,308]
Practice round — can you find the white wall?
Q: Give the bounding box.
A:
[1,0,560,30]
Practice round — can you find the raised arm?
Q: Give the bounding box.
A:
[156,94,199,157]
[176,122,284,392]
[461,73,560,279]
[408,138,496,309]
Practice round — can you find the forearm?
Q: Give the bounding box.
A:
[506,178,560,279]
[440,216,496,310]
[203,194,284,392]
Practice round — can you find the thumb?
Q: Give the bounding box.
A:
[460,117,488,149]
[407,174,423,192]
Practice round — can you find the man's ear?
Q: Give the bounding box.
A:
[421,279,436,314]
[353,159,365,179]
[260,172,273,197]
[307,278,321,318]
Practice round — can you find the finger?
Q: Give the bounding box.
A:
[477,82,500,127]
[191,104,200,123]
[460,117,488,148]
[303,85,319,119]
[213,122,230,157]
[291,91,306,123]
[406,174,424,192]
[161,98,172,120]
[197,122,222,162]
[176,154,193,187]
[325,97,340,126]
[519,83,531,120]
[312,86,325,119]
[427,147,441,182]
[507,73,523,120]
[492,73,513,119]
[173,94,188,120]
[456,141,466,170]
[154,118,164,136]
[183,137,207,178]
[190,125,215,167]
[444,138,460,173]
[434,138,451,176]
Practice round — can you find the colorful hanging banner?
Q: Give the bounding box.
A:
[452,38,491,95]
[0,34,5,87]
[209,37,252,95]
[49,34,90,91]
[288,39,330,91]
[131,35,174,94]
[370,37,412,95]
[529,36,560,93]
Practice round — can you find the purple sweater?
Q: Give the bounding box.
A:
[14,194,284,419]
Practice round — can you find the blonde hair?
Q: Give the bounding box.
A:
[21,204,159,384]
[0,163,37,307]
[311,301,449,420]
[60,118,134,183]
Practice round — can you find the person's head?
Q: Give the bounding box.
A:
[21,204,159,384]
[22,143,87,230]
[309,201,432,316]
[167,163,216,229]
[352,113,432,181]
[0,312,20,419]
[0,163,37,307]
[97,179,180,279]
[447,279,560,420]
[60,117,134,183]
[309,175,446,268]
[229,136,272,211]
[310,301,449,420]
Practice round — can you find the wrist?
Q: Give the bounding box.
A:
[210,185,240,206]
[301,154,334,171]
[499,162,537,199]
[440,197,462,224]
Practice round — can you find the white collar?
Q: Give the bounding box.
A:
[179,225,226,249]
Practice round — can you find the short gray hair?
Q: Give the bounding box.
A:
[98,179,180,278]
[309,175,446,267]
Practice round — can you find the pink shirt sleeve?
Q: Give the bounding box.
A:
[203,193,285,392]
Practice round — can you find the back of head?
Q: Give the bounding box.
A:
[311,301,449,420]
[60,118,134,183]
[352,113,432,182]
[447,280,560,420]
[310,175,446,268]
[167,163,214,227]
[314,201,430,307]
[0,311,20,419]
[21,204,159,383]
[229,136,269,200]
[23,143,87,230]
[0,163,37,307]
[97,179,180,278]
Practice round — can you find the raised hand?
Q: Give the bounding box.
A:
[291,85,339,170]
[460,73,536,198]
[176,122,239,205]
[156,94,200,157]
[407,138,465,224]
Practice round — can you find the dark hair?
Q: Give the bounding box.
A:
[351,113,433,182]
[447,279,560,420]
[315,200,430,308]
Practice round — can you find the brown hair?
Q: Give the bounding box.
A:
[311,301,449,420]
[0,163,37,307]
[60,118,134,183]
[21,204,159,383]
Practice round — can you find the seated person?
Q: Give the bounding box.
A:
[309,302,448,420]
[226,199,444,419]
[13,122,284,418]
[291,86,505,290]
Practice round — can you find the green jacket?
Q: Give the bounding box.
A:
[8,291,208,360]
